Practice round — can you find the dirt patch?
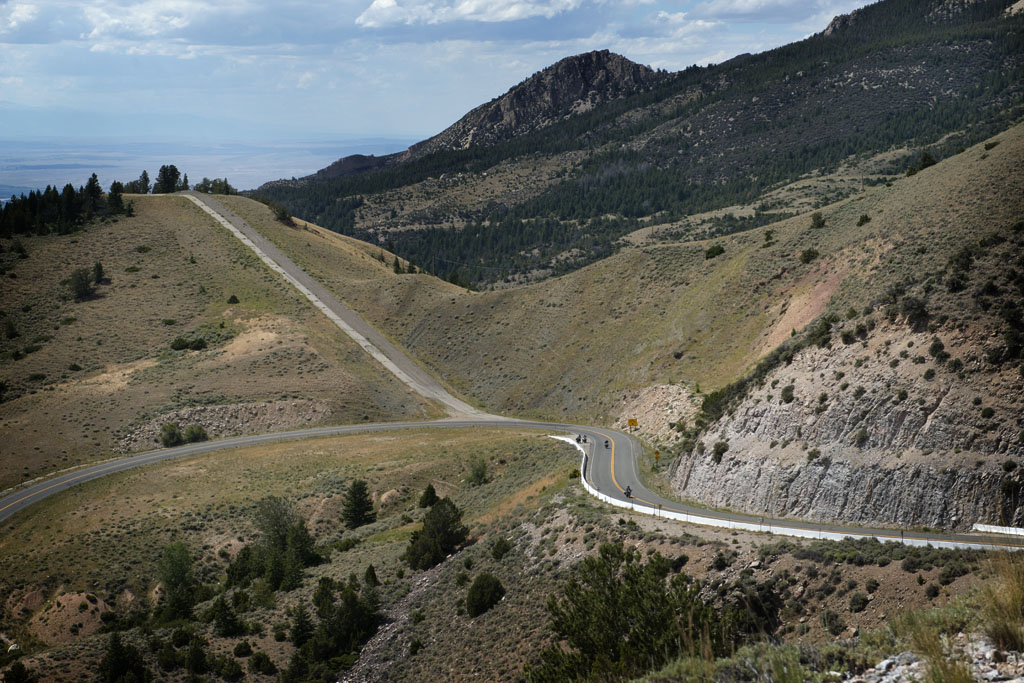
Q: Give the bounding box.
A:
[6,588,46,620]
[117,399,333,452]
[213,318,283,362]
[28,591,109,646]
[77,359,159,393]
[755,258,847,357]
[376,488,403,507]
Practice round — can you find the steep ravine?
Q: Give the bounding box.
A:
[669,321,1024,531]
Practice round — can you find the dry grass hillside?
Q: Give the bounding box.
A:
[1,427,990,681]
[231,124,1024,428]
[0,195,436,489]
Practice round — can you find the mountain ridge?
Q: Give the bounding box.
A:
[257,0,1024,286]
[305,50,661,183]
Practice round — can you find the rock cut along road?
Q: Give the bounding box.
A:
[2,192,1020,551]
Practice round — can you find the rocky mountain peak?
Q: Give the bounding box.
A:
[822,8,864,35]
[408,50,663,157]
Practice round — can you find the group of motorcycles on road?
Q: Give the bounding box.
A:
[574,434,609,449]
[575,434,630,498]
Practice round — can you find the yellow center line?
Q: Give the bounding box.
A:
[584,429,1023,549]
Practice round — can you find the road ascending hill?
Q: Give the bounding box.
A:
[2,193,1019,551]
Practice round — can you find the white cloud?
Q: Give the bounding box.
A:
[356,0,583,27]
[654,10,718,34]
[79,0,259,41]
[693,0,867,30]
[83,0,196,39]
[695,0,802,18]
[5,3,38,29]
[0,0,877,144]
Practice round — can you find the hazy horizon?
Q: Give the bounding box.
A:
[2,1,871,145]
[0,136,419,196]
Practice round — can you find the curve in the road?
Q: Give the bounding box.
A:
[3,193,1020,552]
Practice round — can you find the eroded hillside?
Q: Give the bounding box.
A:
[0,195,436,488]
[660,127,1024,530]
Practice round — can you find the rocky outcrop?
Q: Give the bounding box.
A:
[675,441,1007,530]
[294,51,661,184]
[822,10,863,36]
[119,400,332,452]
[850,634,1024,682]
[410,50,662,157]
[614,384,699,444]
[671,322,1024,530]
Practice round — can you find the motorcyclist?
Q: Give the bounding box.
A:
[624,486,632,498]
[604,439,609,448]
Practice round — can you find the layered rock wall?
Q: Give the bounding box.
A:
[670,323,1024,530]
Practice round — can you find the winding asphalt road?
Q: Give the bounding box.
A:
[2,193,1020,551]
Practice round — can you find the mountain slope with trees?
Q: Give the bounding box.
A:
[256,0,1024,286]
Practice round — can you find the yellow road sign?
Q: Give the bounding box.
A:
[627,418,638,427]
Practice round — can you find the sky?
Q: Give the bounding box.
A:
[1,0,875,146]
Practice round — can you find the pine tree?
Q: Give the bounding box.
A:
[285,520,319,566]
[364,564,380,587]
[69,267,94,301]
[290,601,314,647]
[418,483,439,508]
[84,173,103,215]
[157,542,196,619]
[466,572,505,617]
[186,636,208,675]
[280,546,304,591]
[210,594,245,636]
[342,480,376,529]
[403,497,467,570]
[313,576,336,619]
[98,633,150,682]
[154,165,181,194]
[3,662,38,683]
[108,181,125,213]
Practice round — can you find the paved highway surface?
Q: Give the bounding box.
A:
[2,194,1020,551]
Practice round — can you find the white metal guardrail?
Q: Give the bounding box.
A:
[973,523,1024,537]
[550,436,1009,550]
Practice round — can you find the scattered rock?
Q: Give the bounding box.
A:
[118,399,332,452]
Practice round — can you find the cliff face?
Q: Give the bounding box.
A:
[409,50,662,157]
[670,322,1024,531]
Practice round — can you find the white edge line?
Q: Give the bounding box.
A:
[549,436,1011,551]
